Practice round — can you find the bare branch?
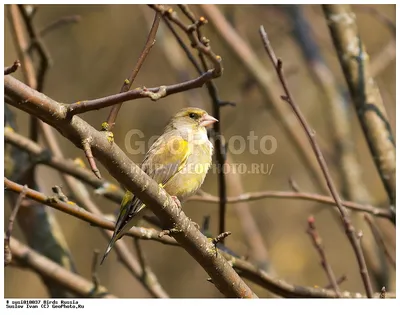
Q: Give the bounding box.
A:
[354,5,396,35]
[39,15,81,38]
[259,25,374,298]
[307,216,341,297]
[324,275,347,290]
[188,191,393,222]
[67,70,215,116]
[105,11,161,130]
[4,177,177,247]
[17,4,51,92]
[199,4,329,195]
[82,137,101,179]
[364,215,396,269]
[4,60,21,75]
[212,231,232,253]
[9,237,115,298]
[4,185,28,266]
[91,250,101,292]
[4,128,124,203]
[322,4,395,206]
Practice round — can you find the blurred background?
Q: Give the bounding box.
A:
[4,4,396,298]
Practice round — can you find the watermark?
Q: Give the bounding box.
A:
[124,129,277,156]
[132,162,274,176]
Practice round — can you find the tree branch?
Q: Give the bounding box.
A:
[4,60,21,75]
[9,237,115,298]
[67,70,215,116]
[105,11,161,130]
[307,216,341,296]
[4,75,257,298]
[259,25,373,298]
[6,176,390,299]
[322,4,396,206]
[188,191,393,222]
[4,185,28,266]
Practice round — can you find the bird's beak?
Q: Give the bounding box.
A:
[200,114,218,127]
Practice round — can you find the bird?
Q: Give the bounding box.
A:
[100,107,218,264]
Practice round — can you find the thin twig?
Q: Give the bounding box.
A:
[4,60,21,75]
[91,250,101,292]
[188,191,393,222]
[324,275,347,290]
[149,4,223,77]
[307,216,341,297]
[5,185,28,266]
[212,231,232,255]
[67,70,216,116]
[354,5,396,35]
[82,138,101,179]
[364,215,396,269]
[259,25,374,298]
[7,4,37,88]
[17,4,51,92]
[105,11,161,130]
[39,15,81,38]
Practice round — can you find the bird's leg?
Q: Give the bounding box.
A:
[171,196,181,209]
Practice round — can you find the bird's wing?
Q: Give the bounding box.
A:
[101,131,190,264]
[116,131,190,235]
[142,130,191,187]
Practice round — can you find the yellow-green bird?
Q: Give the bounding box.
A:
[100,107,218,264]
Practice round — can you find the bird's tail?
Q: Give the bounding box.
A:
[100,207,146,265]
[100,231,120,265]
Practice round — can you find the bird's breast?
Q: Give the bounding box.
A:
[164,140,213,201]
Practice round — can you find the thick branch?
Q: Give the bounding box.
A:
[322,4,396,206]
[9,236,115,298]
[5,75,257,298]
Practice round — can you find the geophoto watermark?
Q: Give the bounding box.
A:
[124,129,276,175]
[124,129,278,156]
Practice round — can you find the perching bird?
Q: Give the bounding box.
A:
[100,107,218,264]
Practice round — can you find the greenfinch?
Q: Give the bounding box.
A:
[101,107,218,264]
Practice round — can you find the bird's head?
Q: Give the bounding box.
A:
[166,107,218,133]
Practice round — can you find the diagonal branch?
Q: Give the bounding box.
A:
[307,216,341,297]
[9,237,115,298]
[322,4,396,206]
[5,74,257,298]
[259,25,373,298]
[4,185,28,266]
[105,11,161,131]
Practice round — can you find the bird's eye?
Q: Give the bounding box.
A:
[189,113,197,119]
